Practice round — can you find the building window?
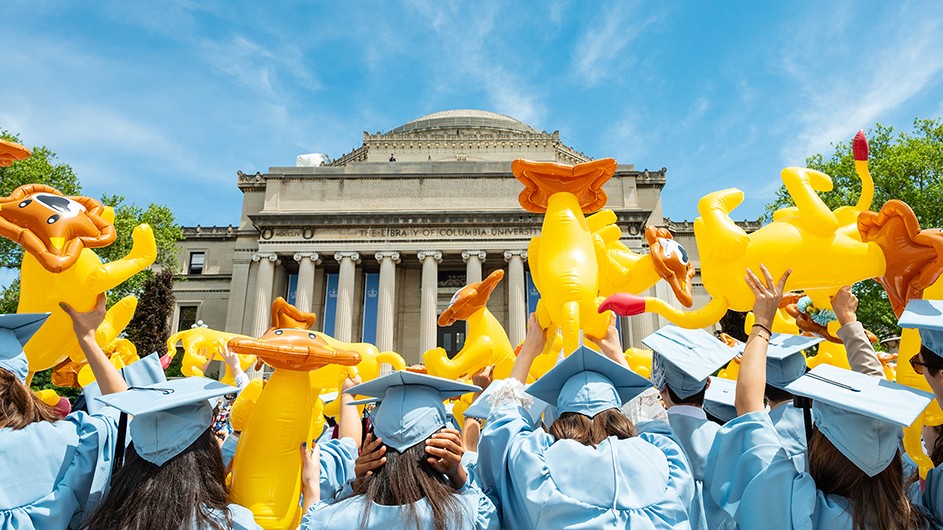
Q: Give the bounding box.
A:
[177,305,198,332]
[437,322,466,359]
[188,252,205,275]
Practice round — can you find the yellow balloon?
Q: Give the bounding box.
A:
[228,298,360,529]
[624,348,653,380]
[77,336,141,387]
[604,133,940,329]
[514,159,614,355]
[165,327,256,385]
[230,379,265,432]
[425,270,515,381]
[8,185,157,380]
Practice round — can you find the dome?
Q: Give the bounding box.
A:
[389,109,539,135]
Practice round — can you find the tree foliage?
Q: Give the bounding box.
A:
[763,118,943,339]
[125,269,176,358]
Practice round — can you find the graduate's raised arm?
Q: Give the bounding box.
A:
[736,265,790,415]
[509,313,546,383]
[60,293,128,395]
[832,286,886,379]
[337,373,363,449]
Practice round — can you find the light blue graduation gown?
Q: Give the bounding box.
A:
[318,438,357,501]
[204,503,262,529]
[0,409,119,529]
[478,402,696,529]
[298,480,499,529]
[769,402,807,473]
[704,410,943,529]
[668,412,737,530]
[915,460,943,525]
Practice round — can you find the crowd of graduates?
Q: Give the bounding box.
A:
[4,265,943,529]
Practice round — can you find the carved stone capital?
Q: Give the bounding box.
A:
[334,251,361,264]
[375,251,401,264]
[252,252,278,262]
[293,252,321,265]
[417,250,442,263]
[461,250,487,262]
[504,250,528,262]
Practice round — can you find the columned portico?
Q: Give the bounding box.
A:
[504,250,528,346]
[418,250,442,354]
[173,109,690,372]
[333,251,360,342]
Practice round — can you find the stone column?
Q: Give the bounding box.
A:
[461,250,487,334]
[248,252,277,378]
[375,252,400,374]
[333,252,360,342]
[462,250,486,285]
[251,253,278,336]
[418,250,442,354]
[293,252,320,313]
[504,250,528,346]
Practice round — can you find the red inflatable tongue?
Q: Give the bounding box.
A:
[599,293,646,316]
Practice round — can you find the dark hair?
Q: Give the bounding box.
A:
[548,409,637,447]
[808,428,927,530]
[666,385,706,407]
[921,345,943,376]
[84,429,233,530]
[352,435,464,530]
[764,384,794,406]
[0,368,60,429]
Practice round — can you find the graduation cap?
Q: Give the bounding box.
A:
[0,313,49,383]
[96,377,237,466]
[898,299,943,358]
[733,333,823,390]
[703,376,737,423]
[785,364,933,477]
[83,352,168,415]
[463,382,549,424]
[526,345,652,417]
[642,325,737,399]
[344,371,479,452]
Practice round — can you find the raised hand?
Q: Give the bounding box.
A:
[425,428,467,488]
[355,433,387,479]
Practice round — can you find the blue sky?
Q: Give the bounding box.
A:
[2,1,942,229]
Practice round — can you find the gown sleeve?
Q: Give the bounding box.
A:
[636,419,697,512]
[836,321,885,379]
[705,411,818,530]
[317,438,357,501]
[478,398,554,529]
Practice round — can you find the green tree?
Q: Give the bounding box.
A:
[764,117,943,340]
[125,269,176,358]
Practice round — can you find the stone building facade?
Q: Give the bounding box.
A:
[173,110,729,365]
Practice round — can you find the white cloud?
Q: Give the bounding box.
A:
[777,6,943,164]
[569,2,663,87]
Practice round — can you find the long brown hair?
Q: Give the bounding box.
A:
[548,409,637,447]
[84,429,233,530]
[808,428,927,530]
[352,437,464,530]
[0,368,60,429]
